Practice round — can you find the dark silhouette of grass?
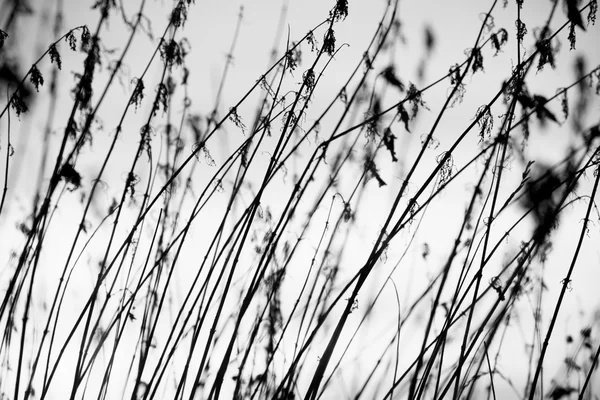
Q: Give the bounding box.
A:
[1,0,600,399]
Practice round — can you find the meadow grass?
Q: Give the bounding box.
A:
[1,0,600,399]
